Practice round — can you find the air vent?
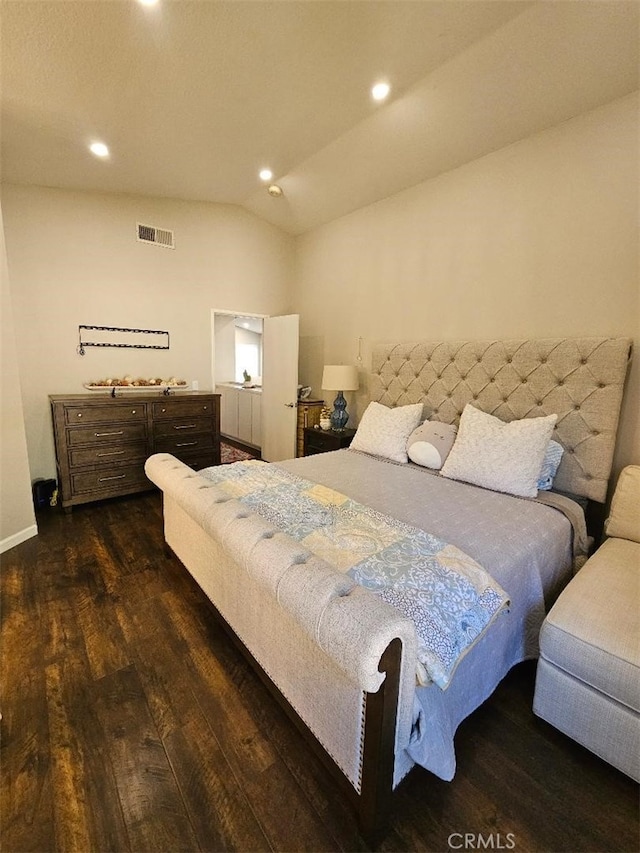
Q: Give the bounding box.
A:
[136,223,175,249]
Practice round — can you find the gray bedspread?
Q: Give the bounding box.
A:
[276,448,580,780]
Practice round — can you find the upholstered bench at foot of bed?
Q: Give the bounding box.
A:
[533,466,640,783]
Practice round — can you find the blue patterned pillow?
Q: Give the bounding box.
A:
[537,440,564,491]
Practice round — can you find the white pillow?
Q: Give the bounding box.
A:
[350,401,423,464]
[440,404,558,498]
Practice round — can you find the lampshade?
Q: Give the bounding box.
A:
[321,364,359,392]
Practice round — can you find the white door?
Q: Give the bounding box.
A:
[261,314,299,461]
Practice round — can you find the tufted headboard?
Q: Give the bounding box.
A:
[370,337,632,503]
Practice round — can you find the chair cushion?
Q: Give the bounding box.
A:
[539,538,640,713]
[606,465,640,543]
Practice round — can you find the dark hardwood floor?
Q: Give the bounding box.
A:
[1,492,638,853]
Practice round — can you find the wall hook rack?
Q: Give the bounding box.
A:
[77,324,170,356]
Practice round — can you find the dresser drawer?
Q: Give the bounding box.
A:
[68,441,148,469]
[152,399,215,419]
[71,464,149,495]
[155,433,214,455]
[64,403,146,425]
[66,422,147,447]
[153,416,212,439]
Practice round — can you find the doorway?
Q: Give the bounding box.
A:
[211,310,300,461]
[212,311,265,387]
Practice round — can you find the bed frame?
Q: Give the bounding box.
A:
[203,595,404,843]
[146,336,631,844]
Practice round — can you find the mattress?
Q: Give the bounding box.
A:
[276,447,581,780]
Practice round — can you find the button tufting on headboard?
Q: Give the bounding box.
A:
[370,337,632,503]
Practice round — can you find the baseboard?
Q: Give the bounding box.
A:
[0,523,38,555]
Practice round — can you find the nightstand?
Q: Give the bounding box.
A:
[303,426,357,456]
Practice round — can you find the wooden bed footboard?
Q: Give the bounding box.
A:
[359,637,404,843]
[167,536,403,844]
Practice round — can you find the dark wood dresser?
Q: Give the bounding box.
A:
[50,391,220,511]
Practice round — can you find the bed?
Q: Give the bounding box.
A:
[145,336,631,842]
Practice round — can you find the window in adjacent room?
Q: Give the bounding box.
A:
[234,319,263,383]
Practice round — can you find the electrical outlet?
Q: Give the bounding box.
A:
[192,380,199,390]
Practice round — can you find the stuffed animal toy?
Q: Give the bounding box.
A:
[407,421,458,469]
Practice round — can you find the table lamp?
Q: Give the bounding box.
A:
[321,365,359,431]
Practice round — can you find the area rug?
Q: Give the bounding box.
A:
[220,441,257,464]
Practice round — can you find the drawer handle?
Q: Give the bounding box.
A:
[175,441,198,448]
[77,413,83,418]
[95,430,124,437]
[98,474,127,482]
[173,424,196,430]
[97,450,125,457]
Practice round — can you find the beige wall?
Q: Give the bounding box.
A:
[3,95,638,496]
[2,186,294,480]
[294,94,639,477]
[0,203,37,550]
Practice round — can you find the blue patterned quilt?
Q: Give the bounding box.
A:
[200,460,509,688]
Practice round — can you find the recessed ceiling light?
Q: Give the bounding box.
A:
[138,0,159,7]
[371,81,391,102]
[89,141,109,158]
[259,168,273,182]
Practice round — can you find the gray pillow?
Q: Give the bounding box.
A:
[407,421,458,469]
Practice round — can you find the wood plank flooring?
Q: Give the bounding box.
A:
[1,492,638,852]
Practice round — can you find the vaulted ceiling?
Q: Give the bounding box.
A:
[2,1,637,234]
